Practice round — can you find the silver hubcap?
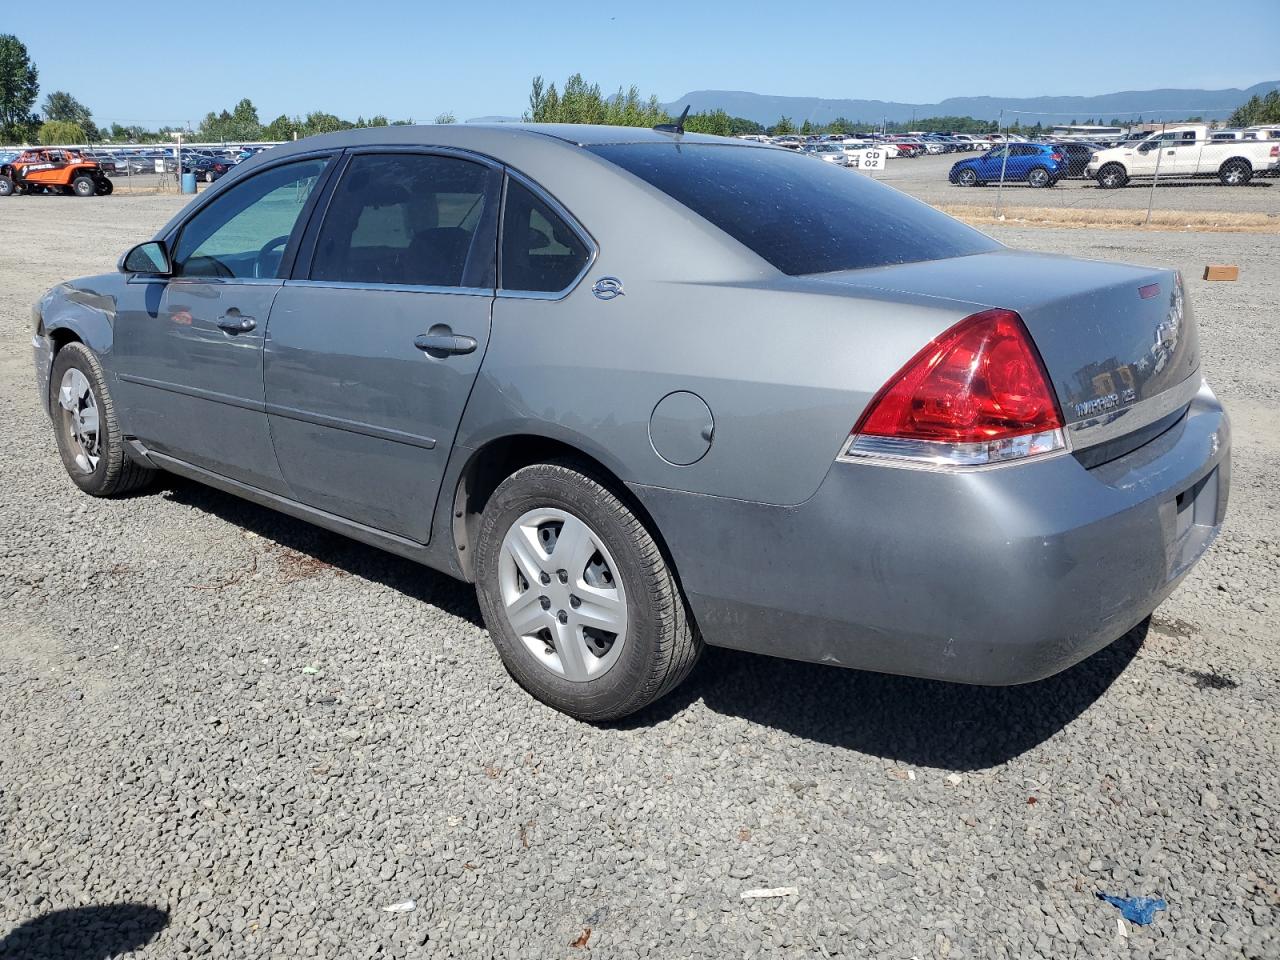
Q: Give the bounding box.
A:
[499,508,627,683]
[58,368,100,473]
[1030,170,1047,186]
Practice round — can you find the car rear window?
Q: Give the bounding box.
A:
[587,143,998,275]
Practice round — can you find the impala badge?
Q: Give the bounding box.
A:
[592,277,624,301]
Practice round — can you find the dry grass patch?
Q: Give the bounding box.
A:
[940,204,1280,233]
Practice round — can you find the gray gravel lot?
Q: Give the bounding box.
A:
[879,153,1280,215]
[1,195,1277,959]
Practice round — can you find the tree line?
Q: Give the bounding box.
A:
[4,37,1274,147]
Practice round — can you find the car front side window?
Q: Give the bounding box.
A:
[172,158,329,280]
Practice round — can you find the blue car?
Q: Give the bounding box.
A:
[949,143,1067,188]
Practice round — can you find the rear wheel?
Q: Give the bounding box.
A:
[1097,163,1128,189]
[1027,167,1051,188]
[1219,159,1252,186]
[49,342,155,497]
[475,461,701,721]
[0,175,12,197]
[71,175,95,197]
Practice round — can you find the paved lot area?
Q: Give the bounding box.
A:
[878,153,1280,215]
[0,195,1277,959]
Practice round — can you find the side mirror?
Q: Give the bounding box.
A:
[119,240,172,276]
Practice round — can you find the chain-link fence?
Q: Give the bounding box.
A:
[0,141,279,195]
[849,109,1280,228]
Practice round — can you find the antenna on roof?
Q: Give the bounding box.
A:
[654,105,691,136]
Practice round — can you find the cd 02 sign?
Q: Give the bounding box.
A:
[854,149,885,171]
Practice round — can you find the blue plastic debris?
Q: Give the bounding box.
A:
[1096,893,1168,925]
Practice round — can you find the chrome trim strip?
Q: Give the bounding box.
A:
[281,280,492,298]
[117,373,264,413]
[264,403,436,449]
[496,167,598,302]
[1067,374,1202,450]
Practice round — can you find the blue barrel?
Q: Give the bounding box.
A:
[180,172,197,194]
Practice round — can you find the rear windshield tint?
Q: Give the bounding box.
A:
[587,143,998,275]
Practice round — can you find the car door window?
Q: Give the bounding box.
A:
[500,178,591,294]
[173,158,329,279]
[310,153,498,288]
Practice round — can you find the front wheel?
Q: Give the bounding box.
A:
[1097,163,1128,189]
[475,461,702,721]
[49,342,155,497]
[1027,167,1051,188]
[71,175,95,197]
[0,175,12,197]
[956,168,979,187]
[1219,159,1252,186]
[95,178,113,196]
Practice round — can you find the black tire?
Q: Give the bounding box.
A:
[1097,163,1128,189]
[0,175,12,197]
[475,460,702,722]
[1027,166,1051,188]
[49,342,155,497]
[205,170,214,183]
[95,178,113,195]
[1219,159,1252,186]
[71,175,95,197]
[956,168,979,187]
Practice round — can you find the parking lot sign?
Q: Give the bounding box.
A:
[855,149,885,172]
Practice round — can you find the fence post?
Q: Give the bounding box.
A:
[996,110,1011,218]
[1145,122,1166,226]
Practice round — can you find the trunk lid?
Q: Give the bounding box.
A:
[811,249,1200,447]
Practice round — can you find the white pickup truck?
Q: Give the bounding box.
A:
[1086,124,1280,188]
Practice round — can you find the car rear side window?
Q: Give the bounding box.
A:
[310,153,499,288]
[588,143,998,276]
[500,178,591,294]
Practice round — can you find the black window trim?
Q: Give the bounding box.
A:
[159,150,339,286]
[496,166,598,302]
[287,145,504,297]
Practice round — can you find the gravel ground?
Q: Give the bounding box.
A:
[1,196,1277,959]
[877,153,1280,215]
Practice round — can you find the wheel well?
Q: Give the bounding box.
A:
[1220,157,1251,171]
[48,327,82,353]
[450,435,674,586]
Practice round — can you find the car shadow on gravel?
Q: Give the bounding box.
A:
[0,904,168,959]
[160,477,483,625]
[623,620,1150,772]
[159,476,1145,772]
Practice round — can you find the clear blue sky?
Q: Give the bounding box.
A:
[18,0,1280,128]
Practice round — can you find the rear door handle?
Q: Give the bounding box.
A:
[216,314,256,333]
[414,333,477,355]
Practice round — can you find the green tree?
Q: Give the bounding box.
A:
[0,34,39,142]
[263,114,295,141]
[1228,90,1280,126]
[38,119,86,144]
[434,111,456,124]
[684,108,733,137]
[41,90,93,130]
[771,116,796,135]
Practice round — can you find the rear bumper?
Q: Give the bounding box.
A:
[633,381,1229,685]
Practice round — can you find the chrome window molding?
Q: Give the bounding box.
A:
[281,279,493,297]
[496,167,598,302]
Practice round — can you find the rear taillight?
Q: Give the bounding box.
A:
[839,309,1067,468]
[1050,153,1063,161]
[1270,145,1279,157]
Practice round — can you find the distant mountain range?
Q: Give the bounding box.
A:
[660,81,1280,126]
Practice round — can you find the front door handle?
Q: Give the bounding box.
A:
[414,333,477,356]
[216,314,256,333]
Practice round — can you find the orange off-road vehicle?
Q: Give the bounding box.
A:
[0,148,114,197]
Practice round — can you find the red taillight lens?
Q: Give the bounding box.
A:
[1050,153,1063,161]
[843,309,1066,467]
